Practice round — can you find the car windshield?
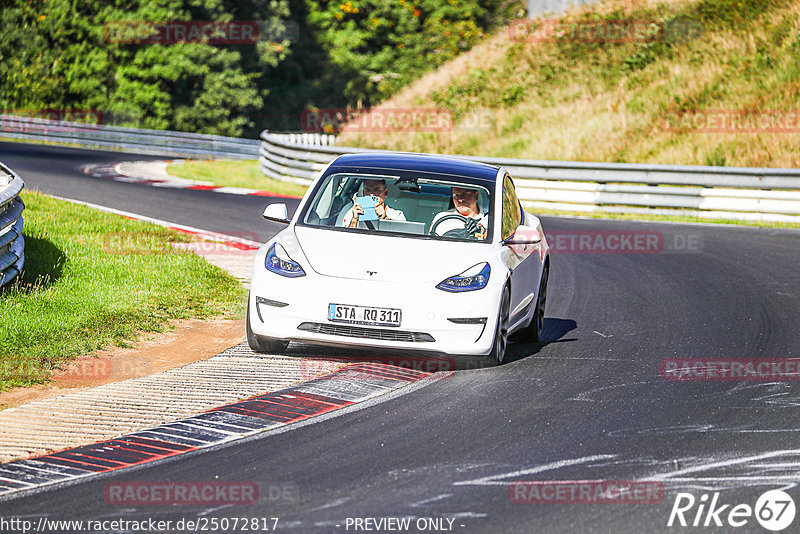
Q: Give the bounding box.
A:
[298,172,493,242]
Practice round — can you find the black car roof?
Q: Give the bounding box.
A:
[327,152,501,184]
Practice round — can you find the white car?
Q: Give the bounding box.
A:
[247,153,549,364]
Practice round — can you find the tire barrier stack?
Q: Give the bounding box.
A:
[0,162,24,288]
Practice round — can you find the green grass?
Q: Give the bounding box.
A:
[333,0,800,229]
[167,159,309,197]
[0,192,246,391]
[341,0,800,169]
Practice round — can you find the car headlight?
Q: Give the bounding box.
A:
[265,243,305,277]
[436,263,490,292]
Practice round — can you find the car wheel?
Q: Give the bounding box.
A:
[489,287,510,365]
[533,265,549,342]
[246,301,289,354]
[513,264,549,343]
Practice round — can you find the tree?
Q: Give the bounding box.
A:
[0,0,292,136]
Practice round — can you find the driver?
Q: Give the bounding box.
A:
[339,179,406,228]
[431,186,488,240]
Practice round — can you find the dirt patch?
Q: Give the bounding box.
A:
[0,318,245,410]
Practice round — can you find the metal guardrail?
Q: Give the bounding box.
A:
[0,162,25,288]
[1,114,260,159]
[260,129,800,223]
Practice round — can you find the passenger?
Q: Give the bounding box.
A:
[340,178,406,228]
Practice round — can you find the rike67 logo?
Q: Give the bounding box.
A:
[668,490,796,531]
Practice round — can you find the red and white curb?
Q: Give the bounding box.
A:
[83,160,301,199]
[0,363,434,499]
[0,197,450,500]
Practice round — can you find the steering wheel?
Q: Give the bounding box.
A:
[429,214,480,240]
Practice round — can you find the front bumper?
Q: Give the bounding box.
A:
[249,268,501,356]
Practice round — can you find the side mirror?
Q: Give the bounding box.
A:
[263,203,290,224]
[503,225,542,245]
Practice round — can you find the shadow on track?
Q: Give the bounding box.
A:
[280,317,578,372]
[504,317,578,364]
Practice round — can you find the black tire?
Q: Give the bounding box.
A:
[489,287,510,365]
[246,302,289,354]
[528,265,550,341]
[521,265,549,342]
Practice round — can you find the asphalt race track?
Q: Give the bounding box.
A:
[3,141,800,533]
[0,142,295,241]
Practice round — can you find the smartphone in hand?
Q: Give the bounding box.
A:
[355,195,379,221]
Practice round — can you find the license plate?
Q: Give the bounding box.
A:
[328,304,401,327]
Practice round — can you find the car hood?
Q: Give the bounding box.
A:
[293,226,492,284]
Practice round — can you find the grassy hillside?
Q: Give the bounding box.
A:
[339,0,800,168]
